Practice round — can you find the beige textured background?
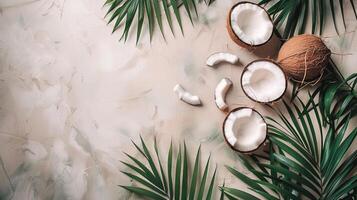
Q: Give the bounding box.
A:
[0,0,356,199]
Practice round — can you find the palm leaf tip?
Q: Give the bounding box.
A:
[260,0,357,38]
[105,0,215,43]
[121,138,217,200]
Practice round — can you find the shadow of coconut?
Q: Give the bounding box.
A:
[250,35,282,59]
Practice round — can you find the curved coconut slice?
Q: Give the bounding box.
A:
[227,2,273,47]
[173,84,202,106]
[214,78,233,111]
[241,59,286,103]
[206,52,239,67]
[223,107,267,153]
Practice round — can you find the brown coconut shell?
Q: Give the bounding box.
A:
[222,107,268,154]
[227,2,273,48]
[240,59,287,104]
[277,34,331,83]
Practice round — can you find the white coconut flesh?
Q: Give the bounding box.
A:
[242,61,286,103]
[224,108,266,152]
[230,3,273,46]
[206,53,239,67]
[215,78,233,111]
[173,84,202,106]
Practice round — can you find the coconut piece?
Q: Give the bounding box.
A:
[173,84,202,106]
[206,53,239,67]
[241,59,286,103]
[277,34,331,82]
[227,2,273,48]
[214,78,233,111]
[223,107,267,153]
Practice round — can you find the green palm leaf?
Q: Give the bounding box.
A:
[291,60,357,130]
[260,0,357,38]
[223,94,356,199]
[105,0,215,43]
[121,137,217,200]
[305,62,357,125]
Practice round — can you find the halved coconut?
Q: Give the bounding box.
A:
[241,59,286,103]
[223,107,267,153]
[227,2,273,48]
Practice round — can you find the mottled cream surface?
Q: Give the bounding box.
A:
[0,0,356,199]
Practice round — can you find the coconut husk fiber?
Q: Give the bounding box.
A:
[277,34,331,83]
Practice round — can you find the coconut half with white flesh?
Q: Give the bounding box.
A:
[223,107,267,153]
[241,59,287,103]
[227,2,273,48]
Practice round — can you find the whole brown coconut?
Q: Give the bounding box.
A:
[277,34,331,82]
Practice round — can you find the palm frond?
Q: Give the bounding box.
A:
[121,136,217,200]
[223,96,356,199]
[105,0,215,43]
[315,71,357,124]
[303,62,357,125]
[291,59,357,128]
[260,0,357,38]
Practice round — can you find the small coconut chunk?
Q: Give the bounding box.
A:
[229,2,273,46]
[241,60,286,103]
[173,84,202,106]
[223,107,266,152]
[214,78,233,111]
[206,53,239,67]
